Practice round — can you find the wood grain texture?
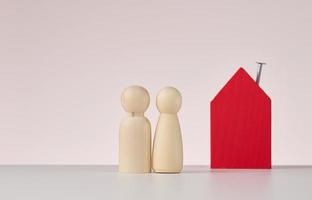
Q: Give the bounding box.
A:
[211,68,271,169]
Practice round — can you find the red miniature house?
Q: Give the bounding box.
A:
[211,67,271,169]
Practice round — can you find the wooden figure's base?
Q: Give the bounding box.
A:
[153,170,181,174]
[119,170,151,174]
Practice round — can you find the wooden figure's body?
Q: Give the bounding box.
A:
[119,86,151,173]
[152,87,183,173]
[211,68,271,169]
[119,115,151,173]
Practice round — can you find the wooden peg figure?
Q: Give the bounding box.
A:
[152,87,183,173]
[119,86,151,173]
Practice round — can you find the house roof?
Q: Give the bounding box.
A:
[211,67,270,103]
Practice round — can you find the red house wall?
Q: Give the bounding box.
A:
[211,68,271,169]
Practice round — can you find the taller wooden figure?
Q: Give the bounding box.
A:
[119,86,151,173]
[211,68,271,169]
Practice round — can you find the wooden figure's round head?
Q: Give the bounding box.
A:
[121,85,150,113]
[156,87,182,114]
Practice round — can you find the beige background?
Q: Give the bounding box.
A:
[0,0,311,165]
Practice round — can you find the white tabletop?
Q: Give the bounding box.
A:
[1,165,312,200]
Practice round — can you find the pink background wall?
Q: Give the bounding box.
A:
[1,0,312,165]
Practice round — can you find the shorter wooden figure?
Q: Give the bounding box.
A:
[119,86,151,173]
[152,87,183,173]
